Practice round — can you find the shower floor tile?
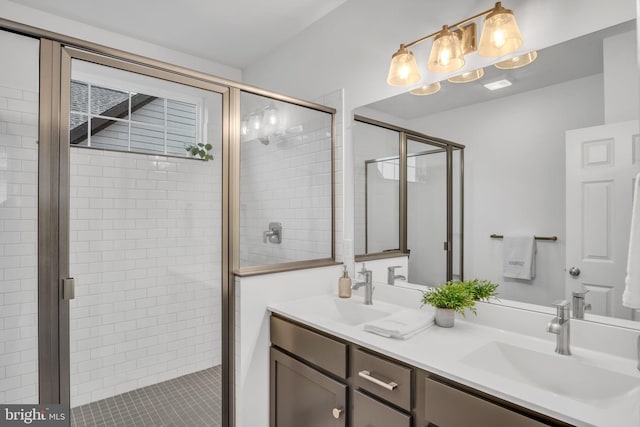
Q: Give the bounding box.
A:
[71,365,222,427]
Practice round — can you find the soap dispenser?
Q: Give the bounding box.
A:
[339,265,352,298]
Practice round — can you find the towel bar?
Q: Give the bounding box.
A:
[490,234,557,241]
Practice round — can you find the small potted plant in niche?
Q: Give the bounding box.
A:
[186,143,213,161]
[421,279,499,328]
[421,282,475,328]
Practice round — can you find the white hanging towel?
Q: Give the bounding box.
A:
[502,235,537,280]
[622,173,640,309]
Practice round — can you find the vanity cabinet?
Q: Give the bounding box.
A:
[269,314,572,427]
[418,375,558,427]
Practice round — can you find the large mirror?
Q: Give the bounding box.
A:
[354,20,639,325]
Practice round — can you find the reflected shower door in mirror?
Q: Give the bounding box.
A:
[239,91,334,270]
[406,138,447,286]
[353,121,400,255]
[353,19,639,326]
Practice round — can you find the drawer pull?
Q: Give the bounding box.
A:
[332,407,343,419]
[358,370,398,391]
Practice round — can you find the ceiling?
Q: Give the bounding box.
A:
[362,21,635,121]
[11,0,348,69]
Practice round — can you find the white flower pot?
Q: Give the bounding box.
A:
[434,308,455,328]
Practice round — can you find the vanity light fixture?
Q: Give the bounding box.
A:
[386,2,523,86]
[495,51,538,69]
[409,82,441,96]
[448,67,485,83]
[483,78,512,91]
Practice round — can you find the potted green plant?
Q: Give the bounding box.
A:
[186,143,213,161]
[421,282,475,328]
[421,279,499,327]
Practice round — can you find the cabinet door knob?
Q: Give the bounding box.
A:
[332,407,343,419]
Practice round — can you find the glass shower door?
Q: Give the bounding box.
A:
[65,57,225,426]
[406,137,448,286]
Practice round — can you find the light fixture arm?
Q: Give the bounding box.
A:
[403,5,497,49]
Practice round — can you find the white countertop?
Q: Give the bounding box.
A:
[268,294,640,427]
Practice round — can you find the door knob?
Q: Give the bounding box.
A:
[569,267,581,277]
[332,408,343,419]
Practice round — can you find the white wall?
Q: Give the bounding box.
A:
[0,0,241,82]
[604,30,639,123]
[69,146,222,407]
[404,74,604,305]
[0,30,39,405]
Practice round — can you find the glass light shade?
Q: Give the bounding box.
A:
[409,82,441,96]
[387,46,421,86]
[478,2,523,57]
[495,51,537,69]
[428,26,465,73]
[448,67,485,83]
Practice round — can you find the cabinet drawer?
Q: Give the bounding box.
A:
[353,348,412,411]
[423,376,552,426]
[270,315,348,379]
[352,390,411,427]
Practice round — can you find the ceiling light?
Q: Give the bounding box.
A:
[387,2,523,86]
[448,68,485,83]
[387,46,421,86]
[483,79,512,90]
[428,26,465,73]
[495,51,538,69]
[409,82,441,96]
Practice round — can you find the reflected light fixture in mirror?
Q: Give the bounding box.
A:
[428,25,466,73]
[386,2,523,86]
[448,67,485,83]
[495,51,538,69]
[410,82,441,96]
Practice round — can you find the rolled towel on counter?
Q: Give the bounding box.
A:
[623,173,640,309]
[502,235,537,280]
[364,309,434,339]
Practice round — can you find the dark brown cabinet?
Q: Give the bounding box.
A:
[270,348,347,427]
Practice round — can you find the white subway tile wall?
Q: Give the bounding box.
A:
[0,85,39,404]
[239,110,333,267]
[69,148,222,407]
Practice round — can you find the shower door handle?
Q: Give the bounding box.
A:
[62,277,75,300]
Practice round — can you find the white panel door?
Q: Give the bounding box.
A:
[566,120,640,319]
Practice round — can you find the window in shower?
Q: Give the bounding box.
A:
[69,61,207,159]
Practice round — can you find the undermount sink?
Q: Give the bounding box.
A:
[461,341,640,403]
[309,297,394,326]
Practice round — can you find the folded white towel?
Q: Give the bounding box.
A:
[623,173,640,309]
[364,309,434,339]
[502,235,537,280]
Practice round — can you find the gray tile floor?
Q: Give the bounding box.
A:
[71,366,222,427]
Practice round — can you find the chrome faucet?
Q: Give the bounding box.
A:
[353,264,373,305]
[571,290,591,319]
[387,265,406,285]
[547,300,571,355]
